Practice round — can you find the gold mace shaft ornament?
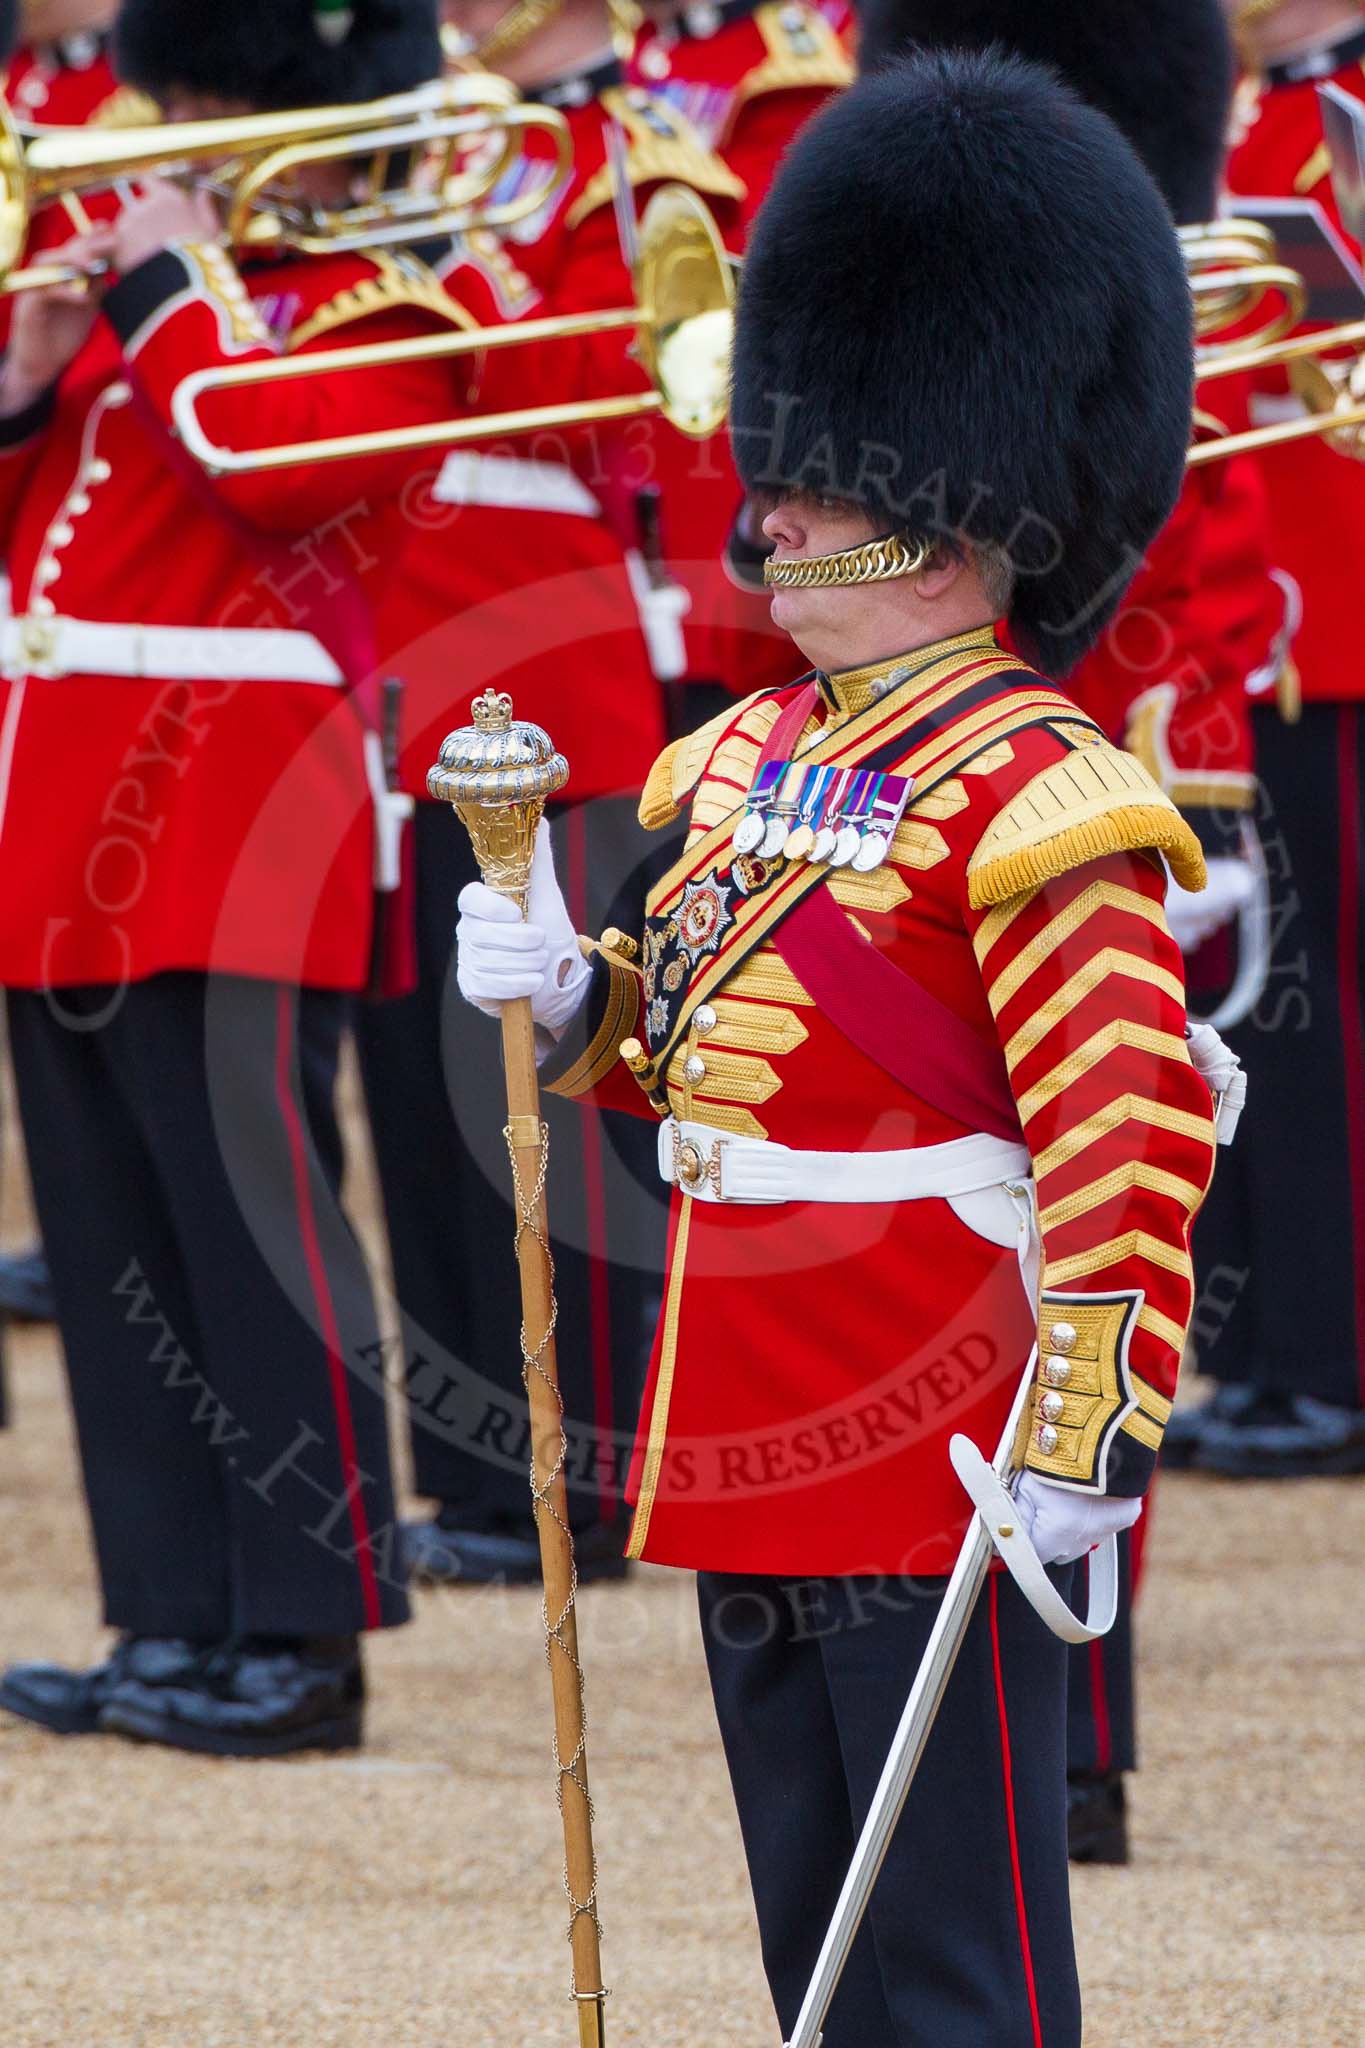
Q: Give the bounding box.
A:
[428,692,607,2048]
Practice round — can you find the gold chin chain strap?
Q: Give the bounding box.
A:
[476,0,567,68]
[763,529,931,589]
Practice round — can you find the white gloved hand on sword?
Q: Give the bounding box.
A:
[1013,1473,1142,1566]
[455,819,591,1040]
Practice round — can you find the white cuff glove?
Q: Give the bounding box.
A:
[1185,1018,1248,1144]
[455,820,591,1039]
[1014,1472,1142,1567]
[1165,855,1256,954]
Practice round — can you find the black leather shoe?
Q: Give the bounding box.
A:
[1195,1392,1365,1477]
[99,1637,363,1757]
[0,1636,202,1735]
[403,1514,631,1587]
[1067,1772,1129,1865]
[1159,1383,1263,1469]
[0,1246,55,1322]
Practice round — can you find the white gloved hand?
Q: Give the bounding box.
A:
[1014,1472,1142,1567]
[1165,855,1256,954]
[1185,1018,1248,1144]
[455,819,590,1038]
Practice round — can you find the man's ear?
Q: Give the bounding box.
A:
[911,543,967,601]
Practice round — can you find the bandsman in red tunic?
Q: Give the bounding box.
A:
[457,52,1220,2041]
[0,0,497,1757]
[0,0,152,1325]
[1173,0,1365,1478]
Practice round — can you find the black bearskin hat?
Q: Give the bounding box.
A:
[0,2,15,65]
[730,50,1194,677]
[856,0,1233,226]
[115,0,442,112]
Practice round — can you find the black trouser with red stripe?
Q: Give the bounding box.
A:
[355,796,667,1537]
[699,1567,1080,2048]
[1065,1528,1136,1776]
[7,973,407,1641]
[1189,701,1365,1407]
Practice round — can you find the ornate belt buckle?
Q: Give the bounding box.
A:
[671,1126,729,1199]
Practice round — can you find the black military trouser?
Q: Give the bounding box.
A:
[1066,1529,1136,1776]
[8,972,408,1642]
[355,796,668,1537]
[1190,701,1365,1408]
[699,1566,1081,2048]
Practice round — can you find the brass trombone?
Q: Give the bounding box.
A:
[0,74,572,294]
[1181,218,1308,355]
[169,182,735,473]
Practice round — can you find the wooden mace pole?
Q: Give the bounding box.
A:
[429,693,607,2048]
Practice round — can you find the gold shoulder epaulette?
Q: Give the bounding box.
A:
[567,87,746,230]
[286,248,480,352]
[638,689,773,831]
[90,84,162,128]
[966,732,1208,908]
[722,2,854,137]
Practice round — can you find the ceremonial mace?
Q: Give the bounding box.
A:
[429,692,608,2048]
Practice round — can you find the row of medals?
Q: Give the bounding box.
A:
[732,765,909,875]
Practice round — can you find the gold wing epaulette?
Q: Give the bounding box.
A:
[638,688,776,831]
[966,732,1208,909]
[566,88,746,231]
[90,84,162,128]
[286,249,480,351]
[723,2,854,137]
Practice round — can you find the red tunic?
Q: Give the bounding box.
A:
[1224,35,1365,705]
[548,630,1216,1574]
[0,238,481,991]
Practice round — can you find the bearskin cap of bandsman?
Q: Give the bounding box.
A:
[855,0,1234,224]
[729,49,1195,675]
[116,0,441,111]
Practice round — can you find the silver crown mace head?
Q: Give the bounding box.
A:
[427,690,569,810]
[427,692,569,906]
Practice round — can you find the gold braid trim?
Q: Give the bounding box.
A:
[545,953,641,1101]
[286,249,480,351]
[566,87,746,229]
[720,1,854,139]
[967,742,1207,908]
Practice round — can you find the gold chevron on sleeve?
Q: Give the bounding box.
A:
[1038,1160,1207,1234]
[1032,1093,1217,1183]
[1137,1302,1187,1353]
[1003,949,1187,1067]
[1043,1229,1193,1289]
[1131,1372,1175,1427]
[1015,1022,1194,1122]
[976,878,1167,1001]
[1120,1407,1164,1452]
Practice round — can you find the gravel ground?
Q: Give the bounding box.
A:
[0,1083,1361,2047]
[3,1321,1361,2048]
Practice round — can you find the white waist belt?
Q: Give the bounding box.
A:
[433,450,603,518]
[659,1118,1031,1209]
[2,614,344,686]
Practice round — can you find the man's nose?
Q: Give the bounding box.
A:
[762,500,804,548]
